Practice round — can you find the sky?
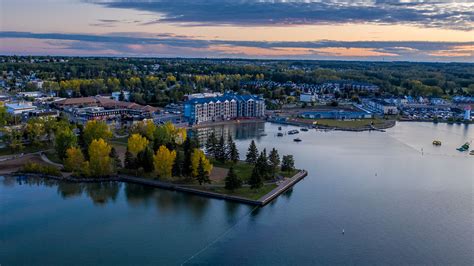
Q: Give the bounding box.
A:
[0,0,473,62]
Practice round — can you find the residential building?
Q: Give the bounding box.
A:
[184,94,265,124]
[111,91,130,101]
[300,93,317,103]
[364,99,399,115]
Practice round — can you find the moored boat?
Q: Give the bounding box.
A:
[288,130,299,135]
[456,142,470,152]
[277,133,284,137]
[432,140,442,146]
[301,128,309,132]
[470,150,474,155]
[293,138,302,142]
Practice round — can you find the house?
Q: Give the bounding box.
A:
[300,93,317,103]
[5,102,37,114]
[364,99,399,115]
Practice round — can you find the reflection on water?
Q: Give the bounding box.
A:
[194,122,265,143]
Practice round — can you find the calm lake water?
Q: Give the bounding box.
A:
[1,122,473,265]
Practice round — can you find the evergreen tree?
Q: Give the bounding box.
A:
[216,135,226,162]
[110,147,122,171]
[256,149,270,180]
[137,146,154,172]
[225,166,242,191]
[246,140,258,164]
[124,149,137,169]
[248,165,263,189]
[205,132,218,158]
[281,155,295,172]
[173,149,185,177]
[268,148,280,177]
[183,134,200,176]
[196,158,210,185]
[226,135,239,163]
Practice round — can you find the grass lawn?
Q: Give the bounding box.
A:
[0,145,46,156]
[44,150,62,164]
[312,118,387,129]
[211,160,254,181]
[110,137,128,146]
[200,184,277,200]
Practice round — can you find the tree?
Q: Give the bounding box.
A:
[196,158,211,185]
[55,127,77,160]
[137,146,154,172]
[227,135,239,163]
[248,165,263,189]
[268,148,280,177]
[88,138,112,177]
[110,147,122,171]
[190,149,212,177]
[127,133,149,156]
[225,167,242,191]
[183,135,199,176]
[281,155,295,172]
[124,149,137,169]
[246,140,258,163]
[83,120,112,147]
[64,147,85,173]
[256,149,270,180]
[25,118,45,146]
[0,103,11,127]
[216,135,227,162]
[153,145,177,178]
[172,149,185,177]
[205,132,218,158]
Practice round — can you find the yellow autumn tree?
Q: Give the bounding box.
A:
[83,120,112,147]
[127,133,149,156]
[88,138,112,177]
[64,147,85,173]
[153,145,176,178]
[174,127,187,145]
[190,149,213,177]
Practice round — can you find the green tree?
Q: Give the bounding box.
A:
[248,165,263,189]
[83,120,112,147]
[110,147,122,171]
[216,135,227,162]
[256,149,270,180]
[225,166,242,191]
[183,135,200,176]
[246,140,258,163]
[268,148,280,177]
[137,146,154,172]
[55,127,77,160]
[25,118,45,146]
[196,158,211,185]
[124,149,137,169]
[205,132,218,158]
[226,135,239,163]
[281,155,295,172]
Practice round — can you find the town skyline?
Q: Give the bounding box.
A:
[1,0,473,62]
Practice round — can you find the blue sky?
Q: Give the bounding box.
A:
[1,0,473,61]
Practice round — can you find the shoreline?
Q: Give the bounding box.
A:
[3,170,307,206]
[187,118,265,129]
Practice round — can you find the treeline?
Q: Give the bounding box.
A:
[2,57,473,103]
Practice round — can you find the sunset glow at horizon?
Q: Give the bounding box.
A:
[1,0,473,62]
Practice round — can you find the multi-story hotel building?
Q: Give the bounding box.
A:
[184,94,265,124]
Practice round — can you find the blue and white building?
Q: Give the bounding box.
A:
[184,94,265,124]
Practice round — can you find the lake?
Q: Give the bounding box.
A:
[1,122,473,265]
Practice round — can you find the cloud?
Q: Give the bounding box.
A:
[1,31,473,61]
[84,0,474,30]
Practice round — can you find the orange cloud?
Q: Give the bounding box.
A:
[429,45,474,57]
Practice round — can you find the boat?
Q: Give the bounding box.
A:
[277,133,284,137]
[293,138,302,142]
[278,126,282,130]
[432,140,442,146]
[470,150,474,155]
[300,128,309,132]
[456,142,470,152]
[288,130,299,135]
